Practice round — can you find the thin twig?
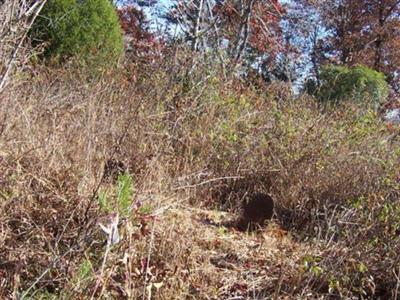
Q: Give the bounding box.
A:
[0,0,47,93]
[142,216,157,300]
[20,246,75,299]
[172,175,244,191]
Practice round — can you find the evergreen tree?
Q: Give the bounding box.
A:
[31,0,123,66]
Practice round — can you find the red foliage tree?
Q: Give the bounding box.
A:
[166,0,285,73]
[217,0,284,62]
[117,6,163,62]
[299,0,400,94]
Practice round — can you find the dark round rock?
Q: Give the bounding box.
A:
[239,193,274,230]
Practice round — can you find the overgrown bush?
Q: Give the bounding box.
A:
[317,64,389,106]
[1,54,399,298]
[30,0,123,66]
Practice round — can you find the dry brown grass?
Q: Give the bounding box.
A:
[0,54,400,299]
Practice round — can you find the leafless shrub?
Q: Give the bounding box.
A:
[0,49,399,298]
[0,0,46,92]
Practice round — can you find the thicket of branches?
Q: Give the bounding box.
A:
[0,0,400,299]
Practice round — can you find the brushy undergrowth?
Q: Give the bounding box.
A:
[0,51,399,299]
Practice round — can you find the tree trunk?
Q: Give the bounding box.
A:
[232,0,255,67]
[191,0,204,51]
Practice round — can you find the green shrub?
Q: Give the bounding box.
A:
[317,64,389,106]
[117,173,134,217]
[96,173,134,218]
[31,0,123,66]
